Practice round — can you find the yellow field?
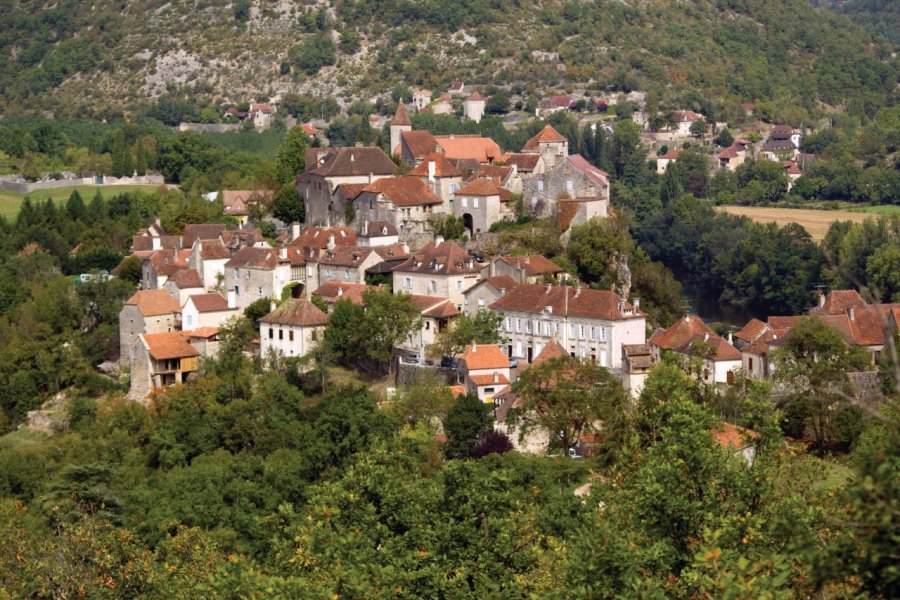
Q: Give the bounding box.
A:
[718,206,872,241]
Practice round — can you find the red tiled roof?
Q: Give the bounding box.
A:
[197,240,230,261]
[501,153,541,172]
[674,110,703,122]
[465,92,486,102]
[522,125,567,151]
[659,148,684,161]
[126,289,180,317]
[434,135,502,163]
[188,327,219,339]
[259,299,328,327]
[408,294,461,318]
[409,152,462,178]
[187,293,232,313]
[143,331,200,361]
[401,130,439,160]
[131,235,182,253]
[302,123,317,136]
[148,249,189,276]
[183,223,228,245]
[539,95,573,109]
[449,385,466,398]
[170,269,204,289]
[712,422,758,450]
[623,343,654,368]
[500,255,563,276]
[469,372,510,386]
[393,240,482,276]
[734,318,769,343]
[649,315,715,350]
[392,102,412,127]
[464,276,519,295]
[361,220,399,238]
[457,178,501,197]
[532,339,568,364]
[290,227,357,249]
[224,247,278,269]
[303,147,396,178]
[313,281,381,305]
[459,344,510,370]
[490,284,639,321]
[362,176,442,207]
[335,183,368,200]
[811,290,867,315]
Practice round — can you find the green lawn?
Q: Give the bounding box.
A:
[857,205,900,215]
[0,184,162,220]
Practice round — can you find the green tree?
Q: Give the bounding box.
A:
[427,309,503,360]
[357,290,421,365]
[444,392,491,459]
[65,190,86,221]
[271,183,304,224]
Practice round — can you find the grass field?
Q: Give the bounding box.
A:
[0,184,162,220]
[718,206,876,241]
[853,205,900,215]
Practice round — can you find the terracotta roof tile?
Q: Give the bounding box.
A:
[360,220,399,238]
[126,289,180,317]
[659,148,684,161]
[434,135,501,163]
[313,282,381,305]
[490,284,639,321]
[393,240,482,276]
[290,227,357,249]
[648,315,715,350]
[712,422,758,450]
[187,293,232,313]
[409,152,462,177]
[335,183,368,200]
[259,299,328,327]
[198,239,231,260]
[303,147,396,178]
[532,339,568,364]
[464,276,519,295]
[459,344,510,370]
[457,178,501,196]
[170,269,204,289]
[469,372,510,386]
[501,153,541,172]
[408,294,461,318]
[362,176,442,207]
[225,247,278,269]
[401,130,439,160]
[811,290,868,315]
[143,331,200,361]
[392,102,412,127]
[734,318,769,343]
[501,255,563,276]
[522,125,567,151]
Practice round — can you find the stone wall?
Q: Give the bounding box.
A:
[177,123,242,133]
[0,174,165,194]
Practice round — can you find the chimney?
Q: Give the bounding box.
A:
[728,331,733,344]
[152,237,161,250]
[291,222,301,241]
[270,300,276,313]
[368,171,374,184]
[546,283,552,292]
[818,290,826,308]
[428,160,436,182]
[279,246,287,260]
[350,152,355,163]
[435,235,445,246]
[327,234,335,250]
[402,242,410,253]
[633,297,640,312]
[574,287,581,298]
[493,371,499,383]
[227,290,236,309]
[848,307,855,321]
[472,343,477,352]
[704,332,709,342]
[337,287,343,297]
[500,287,506,296]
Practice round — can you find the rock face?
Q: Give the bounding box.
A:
[26,392,69,435]
[610,252,631,301]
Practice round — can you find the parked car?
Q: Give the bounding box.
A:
[508,359,519,369]
[468,251,485,263]
[568,447,583,460]
[405,353,420,363]
[440,356,459,369]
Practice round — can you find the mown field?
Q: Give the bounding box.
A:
[718,206,878,240]
[0,184,162,220]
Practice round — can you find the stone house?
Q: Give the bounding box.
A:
[223,246,304,309]
[259,299,329,360]
[621,344,654,398]
[521,154,610,220]
[500,153,547,179]
[249,103,273,130]
[462,92,486,123]
[392,238,484,309]
[220,190,271,225]
[398,130,441,166]
[142,248,189,290]
[434,135,501,165]
[535,95,574,118]
[180,292,240,330]
[390,101,413,158]
[357,220,400,247]
[489,284,646,368]
[673,110,704,136]
[353,176,444,246]
[398,294,460,355]
[188,238,232,290]
[489,255,564,284]
[409,152,464,205]
[182,224,228,247]
[521,125,568,169]
[311,281,381,312]
[316,244,406,288]
[119,289,180,367]
[413,89,432,110]
[648,315,742,385]
[462,276,519,316]
[298,146,397,227]
[456,344,511,403]
[162,269,205,305]
[129,330,219,400]
[430,95,453,115]
[717,140,751,171]
[452,178,511,237]
[656,147,683,174]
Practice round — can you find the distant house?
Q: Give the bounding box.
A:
[130,329,219,400]
[187,238,232,290]
[648,315,742,385]
[311,281,381,312]
[621,344,654,398]
[462,276,519,317]
[413,89,433,111]
[759,126,802,162]
[142,248,190,290]
[656,147,683,174]
[180,292,239,330]
[712,422,759,464]
[298,147,397,227]
[536,95,573,118]
[521,155,610,221]
[463,92,486,123]
[392,238,483,309]
[452,178,512,238]
[220,190,271,225]
[521,125,568,169]
[434,135,501,165]
[673,110,704,136]
[489,284,646,367]
[489,255,564,285]
[501,153,547,179]
[223,107,248,121]
[400,294,461,355]
[448,81,466,96]
[353,176,444,245]
[316,244,407,288]
[119,289,180,367]
[223,246,305,309]
[357,220,400,247]
[249,103,274,130]
[259,299,329,360]
[457,344,511,403]
[409,152,464,206]
[163,269,206,305]
[430,94,453,115]
[717,140,751,171]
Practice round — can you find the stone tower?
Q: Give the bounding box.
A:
[390,100,412,158]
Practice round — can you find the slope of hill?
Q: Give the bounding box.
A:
[0,0,896,119]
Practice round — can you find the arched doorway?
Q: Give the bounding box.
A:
[462,213,474,239]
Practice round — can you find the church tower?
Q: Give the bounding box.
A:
[390,100,412,158]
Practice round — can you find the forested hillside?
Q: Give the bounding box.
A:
[0,0,896,121]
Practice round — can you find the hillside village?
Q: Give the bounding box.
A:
[115,90,896,455]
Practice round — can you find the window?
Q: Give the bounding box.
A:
[404,277,412,288]
[478,298,485,307]
[505,317,511,331]
[235,285,240,296]
[566,179,574,192]
[462,197,468,208]
[268,328,273,339]
[429,280,436,292]
[537,180,544,192]
[278,329,283,340]
[579,325,585,339]
[246,271,250,280]
[234,268,239,279]
[570,324,577,338]
[748,357,753,371]
[484,387,495,394]
[455,280,462,291]
[289,330,294,342]
[516,318,521,332]
[473,198,479,208]
[526,319,531,333]
[185,314,192,327]
[589,326,595,340]
[425,321,430,330]
[599,327,606,342]
[450,183,458,194]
